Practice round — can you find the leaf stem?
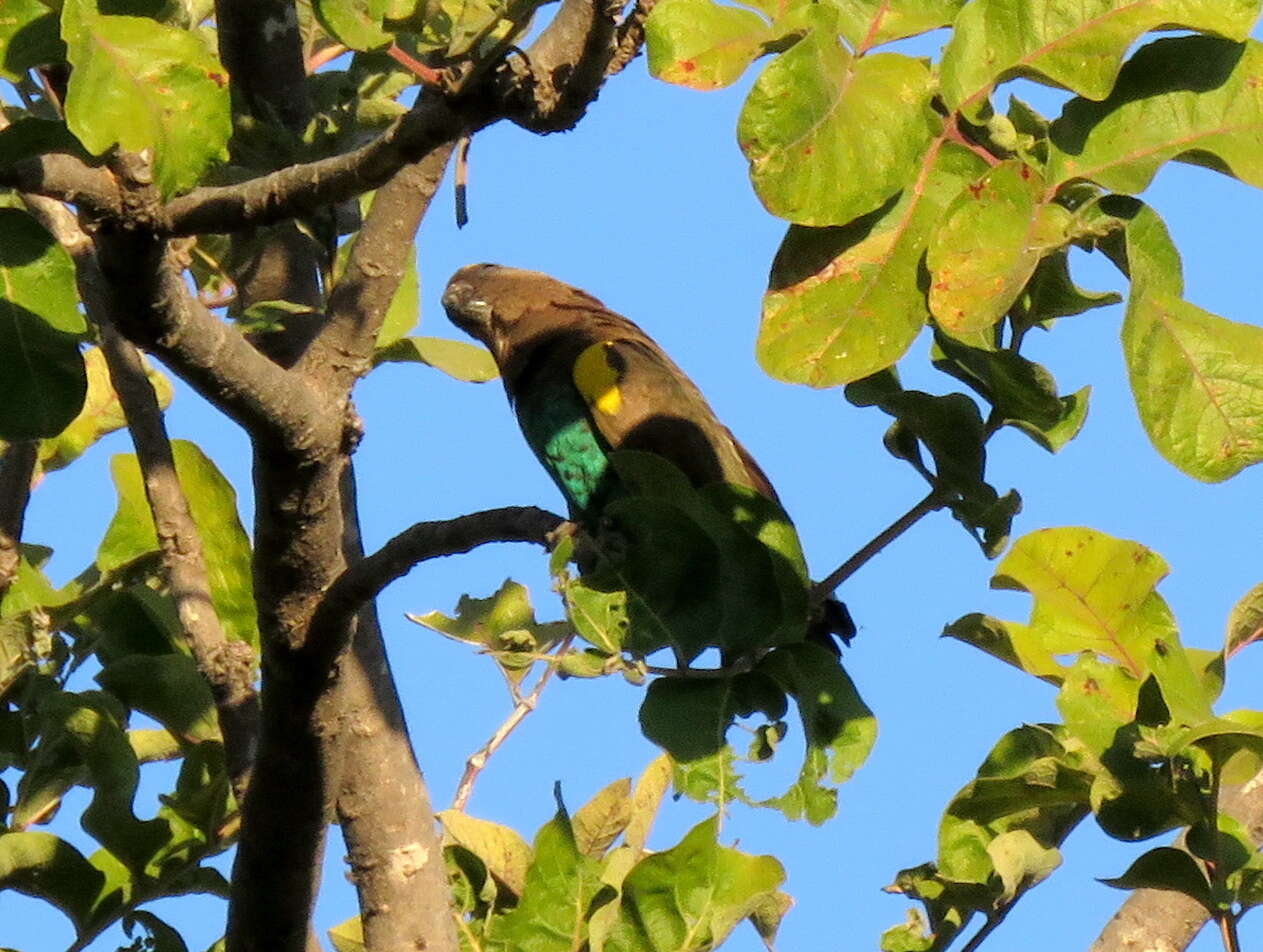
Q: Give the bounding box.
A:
[812,490,948,599]
[1219,913,1241,952]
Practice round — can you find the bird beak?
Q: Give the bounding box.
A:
[442,273,494,343]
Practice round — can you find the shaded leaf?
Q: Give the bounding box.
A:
[1102,846,1215,911]
[0,1,63,80]
[0,831,116,932]
[0,208,87,441]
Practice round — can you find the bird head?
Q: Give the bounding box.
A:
[443,263,606,370]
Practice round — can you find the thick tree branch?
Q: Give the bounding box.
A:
[98,323,261,799]
[93,228,336,456]
[329,468,460,952]
[1090,770,1263,952]
[19,191,264,803]
[162,0,633,237]
[160,94,467,236]
[0,153,122,219]
[298,142,457,384]
[308,506,563,673]
[0,441,38,597]
[494,0,623,133]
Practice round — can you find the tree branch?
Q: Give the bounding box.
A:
[93,228,336,456]
[0,153,122,219]
[607,0,659,77]
[297,141,458,385]
[159,93,467,236]
[452,634,575,811]
[307,506,564,672]
[0,441,38,597]
[1090,769,1263,952]
[98,322,261,799]
[329,467,460,952]
[812,490,948,600]
[19,190,264,802]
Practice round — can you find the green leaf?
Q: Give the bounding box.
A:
[97,441,259,649]
[372,336,500,382]
[0,208,87,441]
[489,794,607,952]
[833,0,965,50]
[409,579,568,685]
[1015,249,1122,326]
[624,755,671,856]
[986,830,1061,902]
[639,677,745,762]
[0,831,117,931]
[928,161,1070,337]
[932,334,1091,453]
[18,691,171,869]
[941,0,1262,120]
[645,0,773,90]
[1056,654,1141,754]
[328,915,365,952]
[738,36,937,226]
[1121,288,1263,483]
[1102,846,1215,911]
[942,613,1064,682]
[0,118,90,166]
[992,527,1173,678]
[600,817,786,952]
[313,0,392,50]
[756,643,876,824]
[61,0,231,196]
[96,654,220,745]
[123,910,190,952]
[1049,36,1263,195]
[573,778,632,859]
[759,144,988,387]
[1227,582,1263,657]
[438,810,532,897]
[0,1,63,80]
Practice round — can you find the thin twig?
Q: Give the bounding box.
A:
[1219,914,1242,952]
[959,910,1008,952]
[452,635,575,812]
[812,490,947,599]
[0,441,39,597]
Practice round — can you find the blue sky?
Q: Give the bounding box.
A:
[5,21,1263,952]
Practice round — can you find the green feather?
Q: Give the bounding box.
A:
[514,371,616,517]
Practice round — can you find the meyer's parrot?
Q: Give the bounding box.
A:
[442,263,853,658]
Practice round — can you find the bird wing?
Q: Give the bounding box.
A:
[570,335,779,501]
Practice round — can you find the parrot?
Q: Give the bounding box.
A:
[441,263,853,658]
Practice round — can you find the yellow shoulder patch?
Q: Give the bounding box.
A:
[573,341,623,416]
